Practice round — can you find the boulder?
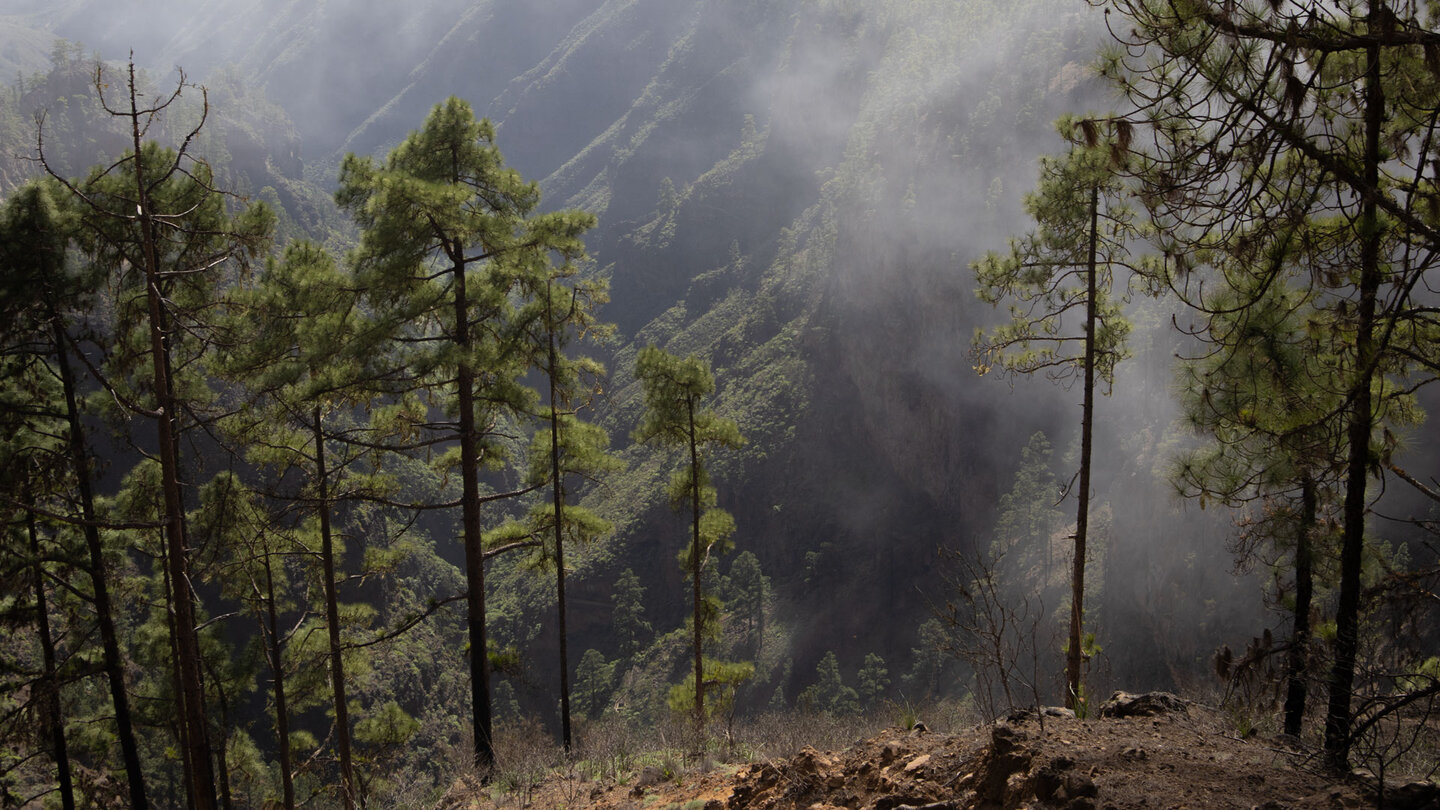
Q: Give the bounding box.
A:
[1097,690,1189,718]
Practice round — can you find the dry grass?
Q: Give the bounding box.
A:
[469,698,984,807]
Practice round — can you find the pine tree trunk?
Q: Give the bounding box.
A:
[548,284,574,753]
[262,540,296,810]
[314,409,357,807]
[129,75,215,807]
[1284,478,1316,737]
[1324,11,1383,770]
[26,489,76,810]
[211,661,234,810]
[689,397,705,732]
[1066,183,1099,711]
[453,252,495,773]
[160,544,196,810]
[53,317,148,809]
[149,187,215,810]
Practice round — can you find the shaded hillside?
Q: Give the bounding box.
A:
[0,43,346,249]
[478,0,1226,715]
[4,0,1277,718]
[25,0,607,165]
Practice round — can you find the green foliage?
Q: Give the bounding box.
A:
[19,0,1440,795]
[1398,658,1440,695]
[354,701,421,748]
[337,94,600,767]
[1060,631,1102,719]
[856,653,890,708]
[224,239,372,402]
[351,700,422,801]
[71,138,274,427]
[612,568,653,661]
[0,180,78,320]
[972,119,1140,386]
[725,551,769,640]
[973,114,1145,712]
[1072,683,1091,721]
[665,658,755,721]
[493,681,523,723]
[0,181,75,551]
[1166,268,1404,513]
[633,345,745,726]
[891,699,921,731]
[335,94,599,477]
[798,652,861,717]
[901,619,953,702]
[768,659,793,711]
[487,415,619,569]
[575,649,617,719]
[993,432,1062,574]
[1097,0,1440,764]
[633,346,745,453]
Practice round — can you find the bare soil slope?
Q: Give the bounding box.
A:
[453,693,1438,809]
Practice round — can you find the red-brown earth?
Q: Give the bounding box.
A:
[446,692,1438,810]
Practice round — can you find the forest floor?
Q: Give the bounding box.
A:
[445,692,1438,810]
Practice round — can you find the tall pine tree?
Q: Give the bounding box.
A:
[973,118,1141,709]
[40,61,272,807]
[336,96,594,772]
[633,346,744,734]
[1098,0,1440,764]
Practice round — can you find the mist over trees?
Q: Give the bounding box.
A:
[0,0,1437,805]
[973,116,1144,712]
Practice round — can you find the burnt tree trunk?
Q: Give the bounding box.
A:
[314,409,357,808]
[53,316,148,808]
[1065,183,1100,711]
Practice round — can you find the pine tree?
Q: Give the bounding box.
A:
[612,568,652,661]
[798,652,860,717]
[632,346,744,732]
[973,118,1141,710]
[37,61,272,808]
[220,240,386,809]
[1172,276,1357,737]
[336,96,594,772]
[993,432,1062,579]
[510,258,613,752]
[0,180,98,810]
[0,320,76,810]
[574,649,616,720]
[901,618,952,701]
[1097,0,1440,765]
[856,653,890,709]
[726,550,769,641]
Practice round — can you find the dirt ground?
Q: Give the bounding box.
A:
[447,692,1439,810]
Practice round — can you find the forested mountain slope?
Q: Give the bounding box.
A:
[0,0,1278,715]
[11,6,1430,805]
